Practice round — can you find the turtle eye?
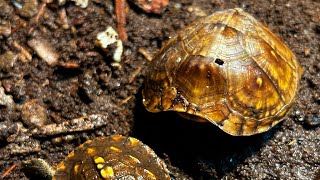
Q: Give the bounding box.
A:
[214,59,224,66]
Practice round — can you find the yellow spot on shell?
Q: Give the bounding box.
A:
[256,77,263,87]
[100,166,114,178]
[271,109,278,116]
[242,110,249,115]
[128,155,140,164]
[56,162,66,171]
[67,151,75,158]
[94,156,105,164]
[144,169,156,179]
[256,101,263,110]
[110,146,122,152]
[97,164,104,170]
[265,111,270,117]
[111,135,124,141]
[87,148,96,156]
[128,137,139,145]
[73,164,79,174]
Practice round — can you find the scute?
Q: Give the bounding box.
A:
[143,8,303,136]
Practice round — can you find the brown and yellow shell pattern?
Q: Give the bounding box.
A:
[53,135,170,180]
[143,8,303,136]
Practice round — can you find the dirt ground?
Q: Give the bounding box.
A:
[0,0,319,179]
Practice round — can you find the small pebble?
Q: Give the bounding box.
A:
[0,0,14,16]
[27,38,59,66]
[21,99,50,128]
[0,86,14,108]
[0,121,18,143]
[0,51,18,70]
[51,134,76,145]
[305,114,320,127]
[294,110,305,122]
[0,25,12,37]
[13,0,39,18]
[72,0,89,8]
[304,48,311,57]
[58,0,89,8]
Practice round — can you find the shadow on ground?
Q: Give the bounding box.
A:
[132,90,278,178]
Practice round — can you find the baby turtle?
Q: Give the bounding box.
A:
[143,8,303,136]
[23,135,170,180]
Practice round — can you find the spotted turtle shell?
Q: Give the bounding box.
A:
[53,135,170,180]
[142,8,303,136]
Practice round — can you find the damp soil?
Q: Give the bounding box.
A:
[0,0,319,179]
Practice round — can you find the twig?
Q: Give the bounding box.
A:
[1,163,17,179]
[13,41,32,62]
[58,62,80,68]
[117,96,132,107]
[138,47,153,61]
[58,8,69,29]
[129,66,142,83]
[34,2,47,23]
[115,0,128,42]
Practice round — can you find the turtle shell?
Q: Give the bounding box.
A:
[142,8,303,136]
[53,135,170,180]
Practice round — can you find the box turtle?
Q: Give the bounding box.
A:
[142,8,303,136]
[23,135,170,180]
